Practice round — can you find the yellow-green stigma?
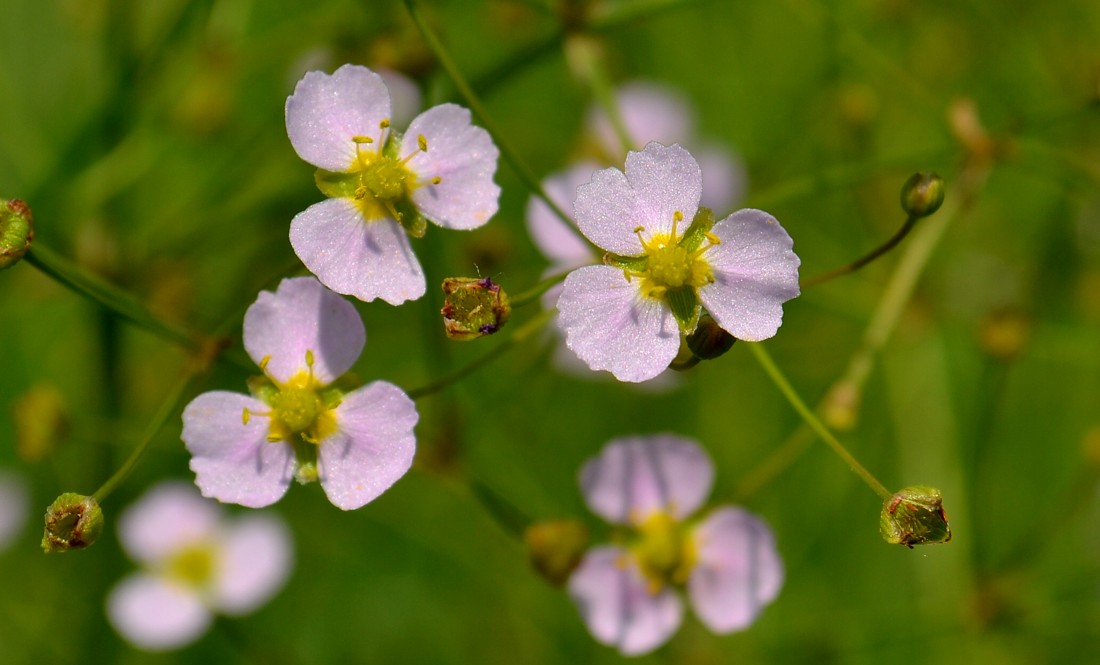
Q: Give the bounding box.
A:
[247,351,339,446]
[165,542,218,589]
[631,211,718,301]
[332,123,439,222]
[629,511,698,595]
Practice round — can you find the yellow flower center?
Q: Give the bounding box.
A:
[165,542,218,589]
[244,350,340,447]
[628,511,698,595]
[631,211,718,301]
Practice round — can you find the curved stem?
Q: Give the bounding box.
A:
[747,342,891,499]
[510,269,570,308]
[801,215,919,288]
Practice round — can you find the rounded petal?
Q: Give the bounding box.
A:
[106,574,212,651]
[286,64,391,171]
[211,514,293,615]
[243,274,366,384]
[290,198,426,307]
[579,434,714,525]
[557,265,679,383]
[526,162,599,267]
[568,547,683,656]
[688,507,784,633]
[588,81,694,157]
[698,208,800,342]
[696,144,748,214]
[574,143,701,255]
[118,482,219,565]
[0,471,29,551]
[182,392,294,509]
[404,103,500,230]
[317,381,418,510]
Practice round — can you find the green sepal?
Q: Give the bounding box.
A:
[382,128,405,159]
[678,207,716,252]
[665,286,700,333]
[291,436,319,485]
[604,252,647,272]
[880,485,952,548]
[246,376,279,405]
[314,168,359,199]
[395,199,428,238]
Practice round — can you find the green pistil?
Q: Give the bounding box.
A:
[166,543,217,588]
[270,385,322,434]
[630,512,698,595]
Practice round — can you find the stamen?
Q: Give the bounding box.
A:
[242,409,251,425]
[305,349,315,369]
[430,176,442,185]
[259,356,271,372]
[352,135,374,145]
[266,434,283,443]
[417,134,428,152]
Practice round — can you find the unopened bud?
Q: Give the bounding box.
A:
[441,277,511,340]
[686,314,736,360]
[42,493,104,553]
[525,519,590,586]
[900,172,945,219]
[880,485,952,548]
[0,199,33,270]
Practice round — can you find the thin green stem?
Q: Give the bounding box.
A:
[801,215,919,289]
[747,342,891,499]
[403,0,575,231]
[510,269,570,308]
[408,309,555,400]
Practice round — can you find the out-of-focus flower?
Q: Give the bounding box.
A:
[0,470,29,551]
[556,142,800,382]
[107,482,292,651]
[182,277,418,510]
[586,81,747,212]
[286,64,500,305]
[568,434,784,656]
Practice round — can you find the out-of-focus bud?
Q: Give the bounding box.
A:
[12,383,70,462]
[880,485,952,548]
[979,306,1031,362]
[900,172,945,219]
[686,314,736,360]
[525,519,590,586]
[821,379,861,432]
[0,199,33,270]
[42,493,104,553]
[441,277,511,340]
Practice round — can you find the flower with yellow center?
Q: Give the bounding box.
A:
[557,142,800,382]
[183,277,418,510]
[286,64,501,305]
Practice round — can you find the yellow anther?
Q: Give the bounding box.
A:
[305,349,315,368]
[705,231,721,246]
[266,434,282,443]
[633,225,645,234]
[354,185,368,200]
[417,134,428,152]
[259,356,271,371]
[430,176,442,185]
[380,118,391,129]
[242,409,251,426]
[352,135,373,144]
[673,211,683,222]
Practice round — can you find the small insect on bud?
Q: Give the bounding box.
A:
[524,519,590,586]
[686,314,736,360]
[900,172,945,219]
[0,198,33,270]
[440,276,511,340]
[42,493,104,553]
[880,485,952,548]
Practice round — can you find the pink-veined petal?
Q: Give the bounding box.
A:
[568,547,683,656]
[211,514,293,615]
[118,482,219,565]
[557,265,679,383]
[579,434,714,525]
[588,81,695,158]
[404,103,500,230]
[285,64,391,171]
[696,143,747,214]
[182,392,294,509]
[316,381,418,511]
[106,574,212,652]
[526,162,599,267]
[688,507,784,633]
[698,208,800,342]
[243,275,365,384]
[290,198,426,306]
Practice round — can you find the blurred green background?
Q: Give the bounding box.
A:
[2,0,1099,662]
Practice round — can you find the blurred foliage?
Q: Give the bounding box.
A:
[1,0,1099,662]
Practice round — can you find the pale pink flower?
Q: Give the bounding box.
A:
[569,435,783,656]
[556,142,800,383]
[106,482,292,651]
[0,470,29,551]
[286,64,500,304]
[182,276,418,510]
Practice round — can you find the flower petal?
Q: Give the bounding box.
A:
[106,574,211,651]
[568,546,683,656]
[688,506,784,633]
[0,471,29,551]
[404,103,500,230]
[579,434,714,525]
[698,208,800,342]
[526,162,599,267]
[317,381,418,510]
[557,265,679,383]
[574,143,702,254]
[285,64,391,171]
[290,198,426,306]
[243,274,366,383]
[696,144,747,214]
[118,482,219,565]
[182,392,294,509]
[212,514,293,615]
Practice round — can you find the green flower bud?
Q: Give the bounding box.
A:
[685,314,736,360]
[12,383,70,463]
[0,199,33,270]
[900,172,945,219]
[525,519,589,586]
[440,277,511,340]
[880,485,952,548]
[42,493,104,553]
